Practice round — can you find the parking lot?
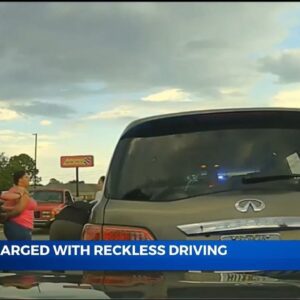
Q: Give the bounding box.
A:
[0,227,49,240]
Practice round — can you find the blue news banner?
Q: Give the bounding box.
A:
[0,241,300,271]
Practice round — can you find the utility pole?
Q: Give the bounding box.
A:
[76,167,79,197]
[32,133,38,189]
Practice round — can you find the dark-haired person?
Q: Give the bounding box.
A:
[49,176,105,241]
[49,200,94,240]
[0,171,37,240]
[94,175,105,202]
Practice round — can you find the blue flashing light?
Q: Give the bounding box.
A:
[217,174,225,181]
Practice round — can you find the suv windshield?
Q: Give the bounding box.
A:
[107,126,300,201]
[32,191,63,203]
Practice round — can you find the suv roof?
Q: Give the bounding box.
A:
[120,107,300,140]
[123,107,300,137]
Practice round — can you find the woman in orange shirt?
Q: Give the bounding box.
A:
[0,170,37,240]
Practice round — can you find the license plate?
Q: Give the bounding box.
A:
[220,273,279,283]
[34,211,40,218]
[220,233,280,240]
[183,272,277,284]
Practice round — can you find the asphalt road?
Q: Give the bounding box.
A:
[0,227,49,240]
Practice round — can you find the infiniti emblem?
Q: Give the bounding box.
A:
[235,199,266,213]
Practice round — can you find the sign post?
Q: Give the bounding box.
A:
[76,167,79,197]
[60,155,94,198]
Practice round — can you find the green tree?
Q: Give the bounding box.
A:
[0,153,41,191]
[0,153,10,191]
[49,178,62,184]
[68,180,85,184]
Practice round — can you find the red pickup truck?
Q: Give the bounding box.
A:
[31,189,74,228]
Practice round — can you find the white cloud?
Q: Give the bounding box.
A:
[0,108,20,120]
[84,106,134,120]
[83,105,187,121]
[219,88,244,98]
[259,49,300,83]
[84,79,262,122]
[271,88,300,108]
[0,2,296,108]
[0,130,73,147]
[0,130,30,143]
[84,96,253,123]
[40,119,52,126]
[142,89,191,102]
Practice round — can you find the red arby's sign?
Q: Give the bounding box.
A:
[60,155,94,168]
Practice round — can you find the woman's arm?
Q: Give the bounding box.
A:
[0,190,23,220]
[2,193,30,218]
[0,199,8,222]
[0,192,22,201]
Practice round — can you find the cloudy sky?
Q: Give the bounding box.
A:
[1,2,300,184]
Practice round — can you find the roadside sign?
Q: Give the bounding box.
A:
[60,155,94,197]
[60,155,94,168]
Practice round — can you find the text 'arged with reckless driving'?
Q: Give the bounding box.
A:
[0,244,228,256]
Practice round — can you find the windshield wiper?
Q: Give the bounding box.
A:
[242,174,300,184]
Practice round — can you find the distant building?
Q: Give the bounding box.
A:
[30,182,99,201]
